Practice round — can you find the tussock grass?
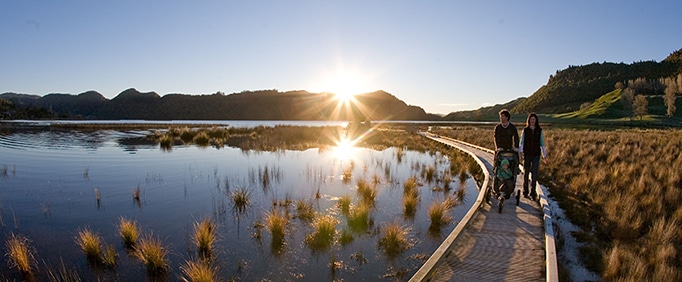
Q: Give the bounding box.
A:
[75,228,103,263]
[402,191,418,217]
[402,177,419,196]
[265,209,288,243]
[231,188,251,213]
[118,217,139,248]
[180,259,218,282]
[193,217,217,259]
[5,233,35,275]
[356,178,377,205]
[337,195,352,214]
[193,131,211,146]
[295,199,316,221]
[134,233,168,274]
[305,215,339,250]
[428,202,451,231]
[347,203,372,232]
[377,222,411,259]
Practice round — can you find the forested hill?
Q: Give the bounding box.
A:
[511,47,682,114]
[0,89,441,121]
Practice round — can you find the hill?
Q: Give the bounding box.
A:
[442,97,526,121]
[0,88,441,121]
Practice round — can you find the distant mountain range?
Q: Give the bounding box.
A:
[0,89,441,121]
[2,47,681,122]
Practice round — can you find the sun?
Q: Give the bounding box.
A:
[320,71,370,102]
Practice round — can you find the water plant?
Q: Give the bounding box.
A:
[305,215,339,251]
[75,227,103,263]
[134,233,168,275]
[356,178,376,205]
[428,201,451,231]
[378,222,411,259]
[347,203,372,232]
[402,191,419,217]
[265,209,288,243]
[180,259,218,282]
[337,194,352,214]
[231,187,251,213]
[5,233,35,276]
[294,199,316,221]
[193,131,211,147]
[193,217,217,259]
[118,217,139,248]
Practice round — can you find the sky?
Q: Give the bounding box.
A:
[2,1,681,115]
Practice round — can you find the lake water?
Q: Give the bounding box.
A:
[0,124,478,281]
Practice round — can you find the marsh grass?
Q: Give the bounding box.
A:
[402,191,418,218]
[377,222,411,259]
[75,228,103,263]
[180,259,218,282]
[265,209,288,244]
[337,195,352,214]
[339,228,354,245]
[428,202,451,231]
[193,217,217,259]
[118,217,139,248]
[193,131,211,147]
[347,203,372,232]
[5,233,35,276]
[294,199,316,221]
[231,188,251,213]
[305,215,339,251]
[356,178,377,205]
[134,233,168,275]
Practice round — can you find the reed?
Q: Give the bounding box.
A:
[75,227,103,263]
[134,233,168,274]
[180,259,218,282]
[377,222,410,259]
[118,217,139,248]
[5,233,35,276]
[193,217,217,259]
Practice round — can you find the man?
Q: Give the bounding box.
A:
[494,109,519,151]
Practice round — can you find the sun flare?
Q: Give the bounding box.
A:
[320,71,370,102]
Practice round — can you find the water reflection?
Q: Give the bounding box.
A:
[0,127,480,281]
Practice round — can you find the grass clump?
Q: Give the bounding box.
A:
[305,215,339,251]
[378,222,411,259]
[118,217,139,248]
[180,259,218,282]
[75,227,103,263]
[428,202,451,231]
[134,234,168,275]
[5,233,35,276]
[231,187,251,213]
[193,217,217,259]
[402,192,419,217]
[337,195,352,214]
[295,199,316,221]
[265,209,288,243]
[356,178,377,205]
[347,203,372,232]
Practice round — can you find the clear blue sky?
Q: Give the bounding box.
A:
[2,1,681,115]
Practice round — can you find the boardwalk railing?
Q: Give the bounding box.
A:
[410,133,558,282]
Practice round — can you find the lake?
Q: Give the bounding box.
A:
[0,123,479,281]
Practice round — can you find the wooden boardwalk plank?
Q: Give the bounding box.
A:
[425,137,547,282]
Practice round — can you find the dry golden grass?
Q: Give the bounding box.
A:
[118,217,139,248]
[74,227,103,263]
[337,194,352,214]
[265,209,288,243]
[180,259,218,282]
[134,233,168,274]
[305,215,339,250]
[433,127,682,279]
[5,233,35,275]
[193,217,217,259]
[377,222,411,259]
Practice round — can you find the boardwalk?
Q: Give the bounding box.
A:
[411,134,554,282]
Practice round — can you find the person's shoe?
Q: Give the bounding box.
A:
[523,193,530,199]
[530,193,538,200]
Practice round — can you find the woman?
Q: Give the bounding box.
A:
[519,113,547,200]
